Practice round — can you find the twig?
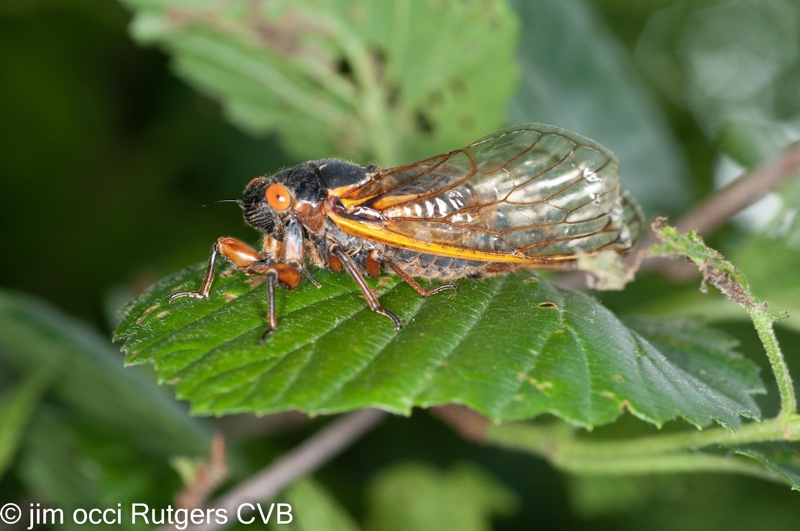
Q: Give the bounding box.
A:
[176,433,229,510]
[216,411,311,442]
[175,409,386,531]
[672,141,800,239]
[430,404,491,442]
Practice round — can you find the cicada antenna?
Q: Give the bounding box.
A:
[202,199,244,208]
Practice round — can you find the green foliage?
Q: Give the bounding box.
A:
[122,0,518,166]
[650,221,796,421]
[266,465,516,531]
[0,368,51,478]
[482,223,799,490]
[366,462,517,531]
[110,0,797,493]
[268,479,359,531]
[110,0,775,437]
[635,0,800,167]
[0,290,213,510]
[509,0,690,215]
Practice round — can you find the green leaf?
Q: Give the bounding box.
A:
[366,462,517,531]
[733,236,800,330]
[18,411,106,520]
[18,410,154,516]
[0,367,52,478]
[567,476,650,518]
[0,290,212,462]
[634,0,800,164]
[114,264,763,429]
[733,443,800,490]
[648,222,793,421]
[269,478,358,531]
[622,316,764,430]
[0,290,216,512]
[120,0,518,166]
[509,0,689,216]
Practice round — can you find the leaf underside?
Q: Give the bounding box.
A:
[734,443,800,490]
[114,264,763,429]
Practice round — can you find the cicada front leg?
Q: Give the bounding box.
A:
[169,237,264,301]
[169,236,301,342]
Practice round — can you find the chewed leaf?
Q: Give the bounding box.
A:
[114,265,762,428]
[120,0,518,165]
[650,219,758,309]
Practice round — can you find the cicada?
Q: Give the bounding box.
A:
[171,124,644,341]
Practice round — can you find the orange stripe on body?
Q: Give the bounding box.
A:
[328,212,577,267]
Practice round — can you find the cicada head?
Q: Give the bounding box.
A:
[241,163,327,239]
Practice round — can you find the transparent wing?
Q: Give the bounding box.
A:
[341,124,643,263]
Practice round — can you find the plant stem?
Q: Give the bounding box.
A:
[486,414,800,478]
[555,451,774,480]
[748,307,796,419]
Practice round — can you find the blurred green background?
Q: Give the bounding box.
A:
[1,0,800,529]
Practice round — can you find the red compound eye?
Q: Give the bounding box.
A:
[265,183,292,211]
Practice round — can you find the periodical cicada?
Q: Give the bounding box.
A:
[171,124,644,341]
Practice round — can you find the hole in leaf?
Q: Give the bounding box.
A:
[336,56,355,83]
[415,110,434,134]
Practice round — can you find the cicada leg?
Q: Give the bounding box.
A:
[259,263,302,343]
[382,254,459,298]
[169,237,264,301]
[328,244,402,330]
[169,237,301,342]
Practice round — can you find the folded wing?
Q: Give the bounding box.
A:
[337,124,643,265]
